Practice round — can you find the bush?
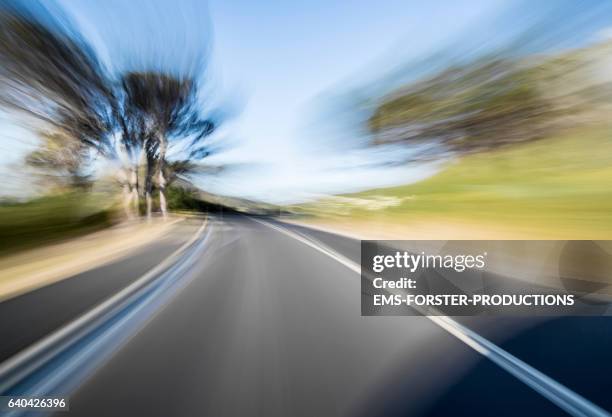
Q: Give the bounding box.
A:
[166,186,206,212]
[0,192,116,255]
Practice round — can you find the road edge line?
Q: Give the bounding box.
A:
[0,215,208,379]
[252,217,611,417]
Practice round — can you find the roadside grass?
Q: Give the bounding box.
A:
[0,192,117,256]
[296,127,612,238]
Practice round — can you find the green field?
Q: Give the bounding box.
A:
[296,127,612,238]
[0,192,117,256]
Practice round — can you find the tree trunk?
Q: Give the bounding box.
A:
[158,133,168,220]
[117,167,133,219]
[146,191,152,222]
[159,181,167,218]
[130,165,139,216]
[123,182,133,219]
[158,169,167,219]
[143,141,154,221]
[131,144,148,217]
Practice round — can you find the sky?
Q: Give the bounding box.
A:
[200,0,508,202]
[4,0,611,203]
[67,0,511,203]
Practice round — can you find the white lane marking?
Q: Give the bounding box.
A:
[252,217,611,417]
[0,217,208,380]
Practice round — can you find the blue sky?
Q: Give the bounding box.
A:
[5,0,611,202]
[202,0,507,202]
[207,0,504,152]
[62,0,509,202]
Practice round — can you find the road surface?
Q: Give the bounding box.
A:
[1,215,611,417]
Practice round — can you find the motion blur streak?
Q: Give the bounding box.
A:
[0,0,224,237]
[1,1,612,416]
[429,315,611,417]
[0,219,209,416]
[255,218,611,417]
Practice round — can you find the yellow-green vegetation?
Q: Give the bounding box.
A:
[368,42,612,152]
[321,42,612,238]
[296,128,612,238]
[370,61,545,130]
[0,192,117,256]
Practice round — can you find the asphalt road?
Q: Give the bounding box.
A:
[0,219,199,361]
[2,214,612,417]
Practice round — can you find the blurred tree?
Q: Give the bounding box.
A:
[0,1,118,157]
[25,130,90,191]
[369,58,557,152]
[0,0,125,215]
[0,1,222,220]
[120,71,215,219]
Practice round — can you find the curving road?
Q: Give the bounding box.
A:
[1,215,612,417]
